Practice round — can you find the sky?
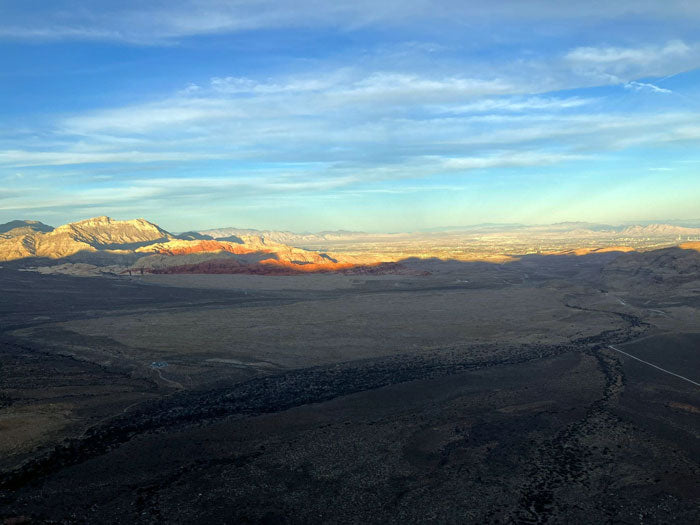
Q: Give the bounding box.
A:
[1,1,699,232]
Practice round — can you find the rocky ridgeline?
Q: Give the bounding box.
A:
[2,216,699,276]
[0,216,170,261]
[0,216,387,274]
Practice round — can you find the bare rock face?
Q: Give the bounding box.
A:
[0,216,172,262]
[0,234,37,260]
[48,216,171,249]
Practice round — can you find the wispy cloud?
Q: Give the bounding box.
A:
[0,149,222,168]
[210,76,337,95]
[624,81,672,94]
[564,40,697,84]
[2,2,699,228]
[441,97,594,114]
[565,41,690,65]
[2,2,700,44]
[3,66,698,175]
[440,152,586,170]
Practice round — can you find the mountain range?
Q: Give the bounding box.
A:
[196,222,700,242]
[2,216,700,276]
[0,216,385,274]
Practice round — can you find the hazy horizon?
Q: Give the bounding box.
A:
[4,214,700,236]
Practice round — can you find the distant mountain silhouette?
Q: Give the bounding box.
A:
[0,219,54,236]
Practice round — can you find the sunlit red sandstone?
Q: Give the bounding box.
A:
[680,241,700,252]
[136,238,391,274]
[153,240,257,256]
[548,246,635,257]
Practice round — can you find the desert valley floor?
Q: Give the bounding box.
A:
[0,255,699,523]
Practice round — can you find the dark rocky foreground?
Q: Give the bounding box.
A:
[2,342,698,523]
[0,268,698,523]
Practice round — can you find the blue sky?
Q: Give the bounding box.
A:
[1,1,699,232]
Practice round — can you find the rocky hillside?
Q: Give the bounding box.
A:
[0,216,387,274]
[0,216,172,261]
[50,216,171,248]
[601,243,700,291]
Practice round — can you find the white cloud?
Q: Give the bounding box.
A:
[664,125,700,141]
[624,81,672,94]
[178,83,201,95]
[564,40,698,84]
[55,71,521,140]
[345,73,512,98]
[0,149,221,168]
[210,76,336,94]
[6,68,699,172]
[61,99,235,134]
[442,96,594,114]
[440,152,585,170]
[565,41,690,65]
